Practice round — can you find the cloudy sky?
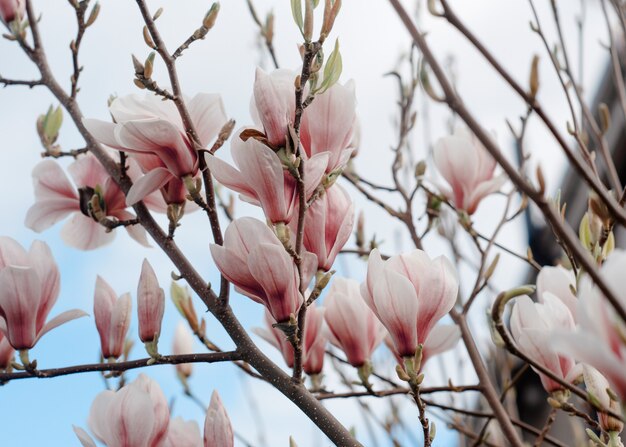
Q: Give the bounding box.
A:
[0,0,610,445]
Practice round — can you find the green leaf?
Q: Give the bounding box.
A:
[44,105,63,140]
[290,0,304,35]
[317,38,342,94]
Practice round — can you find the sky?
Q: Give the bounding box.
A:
[0,0,612,446]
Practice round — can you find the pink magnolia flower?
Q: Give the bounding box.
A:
[0,331,14,370]
[76,374,170,447]
[252,68,357,173]
[510,294,579,393]
[433,128,506,214]
[536,265,577,319]
[205,134,328,224]
[210,217,317,323]
[583,365,624,433]
[84,93,227,205]
[300,80,357,173]
[385,324,461,371]
[172,321,194,379]
[137,259,165,344]
[301,303,327,375]
[253,311,295,368]
[0,237,86,350]
[361,248,458,359]
[291,183,354,271]
[93,276,131,360]
[324,277,386,367]
[254,305,327,375]
[164,417,202,447]
[204,391,234,447]
[25,155,154,250]
[0,0,24,23]
[553,250,626,400]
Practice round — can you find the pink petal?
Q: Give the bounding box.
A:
[83,118,127,150]
[60,213,115,250]
[72,426,97,447]
[0,266,41,349]
[117,119,195,176]
[28,240,60,332]
[126,167,174,206]
[188,93,228,148]
[204,391,234,447]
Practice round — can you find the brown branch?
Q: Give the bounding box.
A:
[0,76,43,88]
[0,351,239,382]
[245,0,279,69]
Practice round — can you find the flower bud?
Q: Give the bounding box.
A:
[137,259,165,345]
[204,391,234,447]
[584,365,624,434]
[0,0,25,23]
[172,321,194,379]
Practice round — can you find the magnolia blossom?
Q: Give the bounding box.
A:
[361,248,458,359]
[536,265,577,318]
[210,217,317,323]
[324,277,386,367]
[137,259,165,344]
[583,365,624,434]
[206,135,327,224]
[292,184,354,271]
[75,374,170,447]
[253,311,294,368]
[0,237,86,350]
[25,156,153,250]
[173,321,194,379]
[204,391,234,447]
[254,305,328,375]
[433,128,506,214]
[252,68,356,173]
[84,93,227,205]
[553,250,626,399]
[94,277,131,360]
[385,324,461,370]
[0,331,14,370]
[301,303,327,375]
[0,0,24,23]
[510,294,579,393]
[164,417,203,447]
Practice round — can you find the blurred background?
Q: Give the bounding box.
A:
[0,0,611,445]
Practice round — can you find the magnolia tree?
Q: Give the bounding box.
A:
[2,0,626,446]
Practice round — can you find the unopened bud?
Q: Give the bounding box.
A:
[203,3,220,30]
[529,54,540,100]
[599,103,611,135]
[85,2,100,27]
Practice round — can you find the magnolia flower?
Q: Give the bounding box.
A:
[84,93,228,205]
[205,135,328,224]
[94,276,131,360]
[301,303,327,375]
[553,250,626,400]
[137,259,165,344]
[510,294,579,393]
[0,331,14,370]
[583,365,624,434]
[433,128,506,214]
[204,391,234,447]
[292,184,354,271]
[75,374,170,447]
[0,237,86,350]
[361,248,458,359]
[385,324,461,370]
[0,0,24,23]
[25,155,153,250]
[163,417,203,447]
[253,311,295,368]
[300,80,357,173]
[252,68,357,173]
[254,305,327,375]
[172,321,194,379]
[210,217,317,323]
[324,277,386,367]
[536,265,577,319]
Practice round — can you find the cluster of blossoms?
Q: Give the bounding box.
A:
[74,375,234,447]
